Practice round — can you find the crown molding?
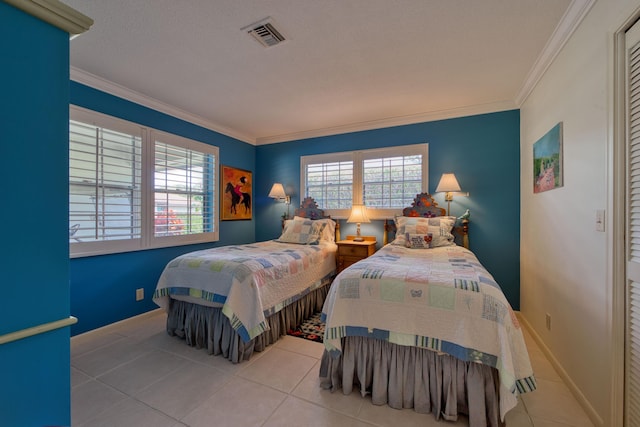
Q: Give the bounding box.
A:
[62,1,592,147]
[255,100,517,145]
[72,67,514,147]
[515,0,596,106]
[5,0,93,35]
[70,67,257,145]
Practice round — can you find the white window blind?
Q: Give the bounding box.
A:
[154,135,215,237]
[301,144,427,218]
[305,160,354,209]
[70,107,219,257]
[363,153,423,208]
[69,119,142,243]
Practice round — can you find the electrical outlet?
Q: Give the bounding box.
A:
[545,313,552,330]
[136,288,144,301]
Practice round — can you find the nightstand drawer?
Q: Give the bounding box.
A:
[335,239,376,273]
[339,256,362,271]
[338,244,370,257]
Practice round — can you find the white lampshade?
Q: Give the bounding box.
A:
[268,183,287,200]
[435,173,461,193]
[347,204,370,224]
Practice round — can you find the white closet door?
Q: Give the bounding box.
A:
[626,19,640,427]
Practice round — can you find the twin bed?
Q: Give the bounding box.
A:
[153,197,338,363]
[319,193,535,427]
[153,194,535,426]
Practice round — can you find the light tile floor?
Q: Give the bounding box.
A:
[71,310,595,427]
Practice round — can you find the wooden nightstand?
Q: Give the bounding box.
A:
[336,236,376,273]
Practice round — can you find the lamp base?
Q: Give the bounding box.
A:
[352,223,364,241]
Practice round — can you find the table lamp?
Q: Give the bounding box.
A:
[347,204,370,241]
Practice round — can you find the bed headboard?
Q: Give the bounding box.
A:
[401,192,447,217]
[383,192,469,248]
[293,197,327,219]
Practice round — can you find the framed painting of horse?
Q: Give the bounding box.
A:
[221,165,252,220]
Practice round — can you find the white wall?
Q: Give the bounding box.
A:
[520,0,639,425]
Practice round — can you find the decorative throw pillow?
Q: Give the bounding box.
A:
[294,216,336,242]
[392,216,456,247]
[276,219,326,244]
[405,233,433,249]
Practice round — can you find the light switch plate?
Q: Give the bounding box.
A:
[596,210,605,232]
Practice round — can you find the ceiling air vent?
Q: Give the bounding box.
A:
[242,17,287,48]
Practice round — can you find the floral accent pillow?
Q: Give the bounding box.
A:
[276,219,326,245]
[392,216,456,247]
[404,233,433,249]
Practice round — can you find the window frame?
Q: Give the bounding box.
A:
[70,106,219,258]
[300,143,428,219]
[149,129,218,248]
[302,151,354,213]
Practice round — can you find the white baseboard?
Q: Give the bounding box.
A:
[71,308,164,341]
[516,312,603,427]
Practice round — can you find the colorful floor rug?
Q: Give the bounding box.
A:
[287,312,325,343]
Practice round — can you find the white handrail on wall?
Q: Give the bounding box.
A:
[0,316,78,345]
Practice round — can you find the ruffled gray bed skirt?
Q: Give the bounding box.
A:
[165,284,330,363]
[319,337,504,427]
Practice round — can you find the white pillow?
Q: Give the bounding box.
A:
[392,216,456,247]
[293,216,336,242]
[276,219,326,245]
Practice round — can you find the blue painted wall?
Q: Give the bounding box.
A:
[69,90,520,330]
[0,3,73,425]
[70,75,520,329]
[255,111,522,308]
[69,83,256,334]
[0,5,519,424]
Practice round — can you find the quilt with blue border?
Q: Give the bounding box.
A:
[322,244,536,420]
[153,240,336,342]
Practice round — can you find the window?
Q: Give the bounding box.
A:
[69,118,142,244]
[304,152,353,209]
[301,144,428,218]
[70,107,219,257]
[362,151,423,208]
[153,130,216,238]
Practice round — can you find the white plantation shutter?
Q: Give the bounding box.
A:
[69,119,142,244]
[153,136,216,237]
[627,20,640,427]
[70,107,219,257]
[301,144,427,217]
[305,158,354,209]
[362,150,424,208]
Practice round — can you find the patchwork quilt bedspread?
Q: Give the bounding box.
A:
[322,244,536,420]
[153,241,337,342]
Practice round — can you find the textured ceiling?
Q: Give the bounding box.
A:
[66,0,581,144]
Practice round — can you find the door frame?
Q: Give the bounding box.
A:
[613,8,640,427]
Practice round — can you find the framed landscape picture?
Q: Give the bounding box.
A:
[533,122,563,193]
[221,165,252,220]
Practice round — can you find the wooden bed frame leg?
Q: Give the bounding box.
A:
[383,219,389,246]
[462,218,469,249]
